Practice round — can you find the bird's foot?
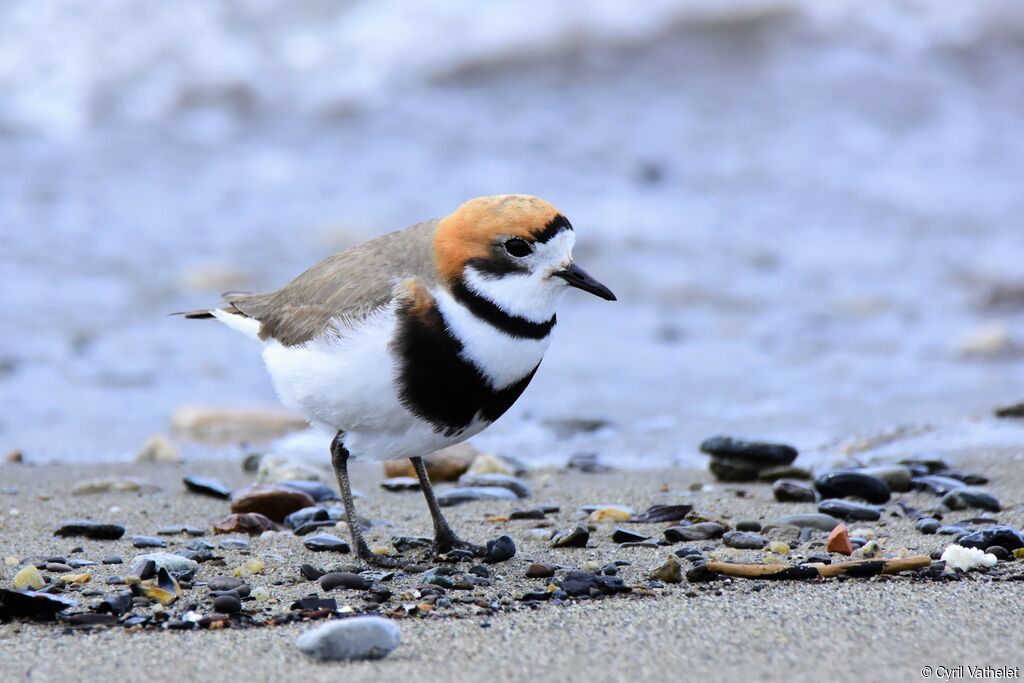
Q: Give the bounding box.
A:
[433,531,486,558]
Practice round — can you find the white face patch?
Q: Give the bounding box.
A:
[464,229,576,322]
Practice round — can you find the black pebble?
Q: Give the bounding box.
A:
[468,565,490,579]
[132,535,166,549]
[213,594,242,614]
[320,572,371,591]
[299,564,324,581]
[484,536,517,564]
[102,556,123,565]
[986,545,1010,561]
[814,471,891,504]
[183,475,232,499]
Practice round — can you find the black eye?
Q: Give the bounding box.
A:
[504,238,532,257]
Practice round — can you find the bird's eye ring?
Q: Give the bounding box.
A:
[504,238,532,257]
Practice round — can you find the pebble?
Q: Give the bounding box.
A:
[54,520,126,540]
[12,565,44,590]
[630,504,692,523]
[279,480,340,503]
[611,528,650,544]
[212,512,281,535]
[71,477,159,496]
[699,435,798,466]
[384,444,478,481]
[468,565,490,578]
[484,535,516,563]
[456,473,531,498]
[934,470,989,486]
[911,475,966,496]
[171,406,308,444]
[213,594,242,614]
[509,509,546,520]
[859,465,913,492]
[560,571,629,597]
[915,518,941,534]
[770,513,841,531]
[466,453,516,476]
[937,525,973,537]
[664,522,725,542]
[827,524,853,555]
[757,465,812,481]
[525,528,554,542]
[130,553,199,578]
[526,563,556,578]
[380,477,420,492]
[299,564,324,580]
[218,537,251,550]
[707,458,762,483]
[566,452,612,474]
[986,545,1010,561]
[320,572,372,591]
[649,555,683,583]
[958,526,1024,552]
[899,455,950,474]
[101,555,123,565]
[295,616,401,661]
[814,470,891,504]
[45,562,72,573]
[722,531,767,550]
[230,485,316,523]
[550,525,590,548]
[735,520,762,532]
[303,534,351,553]
[939,487,1001,512]
[772,479,816,503]
[283,506,330,530]
[255,455,328,486]
[208,576,246,592]
[817,499,882,521]
[182,475,232,499]
[132,535,166,549]
[768,541,790,555]
[436,487,518,507]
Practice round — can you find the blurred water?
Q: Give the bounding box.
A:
[2,1,1023,465]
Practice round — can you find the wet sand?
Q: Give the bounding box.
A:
[2,448,1023,683]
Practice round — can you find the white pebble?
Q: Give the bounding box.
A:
[940,544,997,572]
[296,616,401,661]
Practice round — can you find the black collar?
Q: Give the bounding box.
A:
[450,279,556,340]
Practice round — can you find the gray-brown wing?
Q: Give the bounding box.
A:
[227,219,438,346]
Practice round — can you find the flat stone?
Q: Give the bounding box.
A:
[436,487,518,507]
[612,528,650,544]
[207,576,246,592]
[912,475,967,495]
[295,616,401,661]
[509,509,546,520]
[773,479,816,503]
[456,473,531,498]
[560,571,629,597]
[699,435,798,466]
[735,520,762,532]
[54,520,126,540]
[230,485,316,523]
[722,531,767,550]
[132,535,166,548]
[320,572,372,591]
[283,506,331,530]
[550,524,590,548]
[934,470,989,486]
[629,504,692,523]
[380,477,420,492]
[899,455,950,474]
[130,553,198,577]
[182,475,232,499]
[526,563,556,578]
[218,537,250,550]
[383,443,478,482]
[566,452,612,473]
[958,526,1024,552]
[859,465,913,492]
[278,480,339,502]
[817,499,882,521]
[770,513,842,531]
[940,487,1001,512]
[708,457,761,482]
[649,555,683,583]
[757,465,812,481]
[303,534,351,553]
[915,518,941,534]
[814,471,891,504]
[102,556,123,565]
[212,512,281,535]
[484,535,516,563]
[664,522,725,542]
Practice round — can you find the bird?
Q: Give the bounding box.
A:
[182,194,616,566]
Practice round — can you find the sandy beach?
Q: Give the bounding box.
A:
[2,444,1023,683]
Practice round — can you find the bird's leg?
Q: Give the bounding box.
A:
[329,432,402,568]
[411,455,485,556]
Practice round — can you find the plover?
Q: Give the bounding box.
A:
[183,194,615,565]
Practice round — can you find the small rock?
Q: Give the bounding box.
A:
[256,455,328,485]
[735,520,762,532]
[995,401,1024,419]
[134,434,182,464]
[320,572,372,591]
[484,535,516,563]
[560,571,629,596]
[509,509,546,520]
[958,526,1024,552]
[986,545,1010,561]
[650,555,683,583]
[899,455,951,474]
[131,553,198,577]
[381,477,420,492]
[817,499,882,521]
[54,520,126,540]
[588,507,633,523]
[912,475,967,495]
[859,465,913,492]
[436,487,518,507]
[629,504,692,523]
[757,465,812,481]
[213,512,281,535]
[183,475,232,499]
[208,576,245,592]
[12,565,44,590]
[827,524,853,555]
[72,478,158,496]
[383,443,478,482]
[566,452,612,474]
[213,594,243,614]
[939,487,1001,512]
[550,525,590,548]
[526,563,556,578]
[465,454,515,476]
[283,506,330,530]
[814,471,890,504]
[132,536,166,549]
[854,540,881,559]
[612,528,650,544]
[296,616,402,661]
[303,534,351,553]
[230,485,316,523]
[767,541,790,555]
[707,457,762,482]
[664,523,725,542]
[933,470,989,486]
[170,405,308,444]
[457,473,531,498]
[102,556,123,565]
[218,537,250,550]
[278,480,339,502]
[722,531,767,550]
[699,435,798,466]
[915,518,941,534]
[772,479,816,503]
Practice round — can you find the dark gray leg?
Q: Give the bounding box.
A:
[411,455,484,556]
[330,432,401,568]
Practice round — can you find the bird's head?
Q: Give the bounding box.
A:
[434,195,615,321]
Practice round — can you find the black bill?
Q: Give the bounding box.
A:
[555,263,617,301]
